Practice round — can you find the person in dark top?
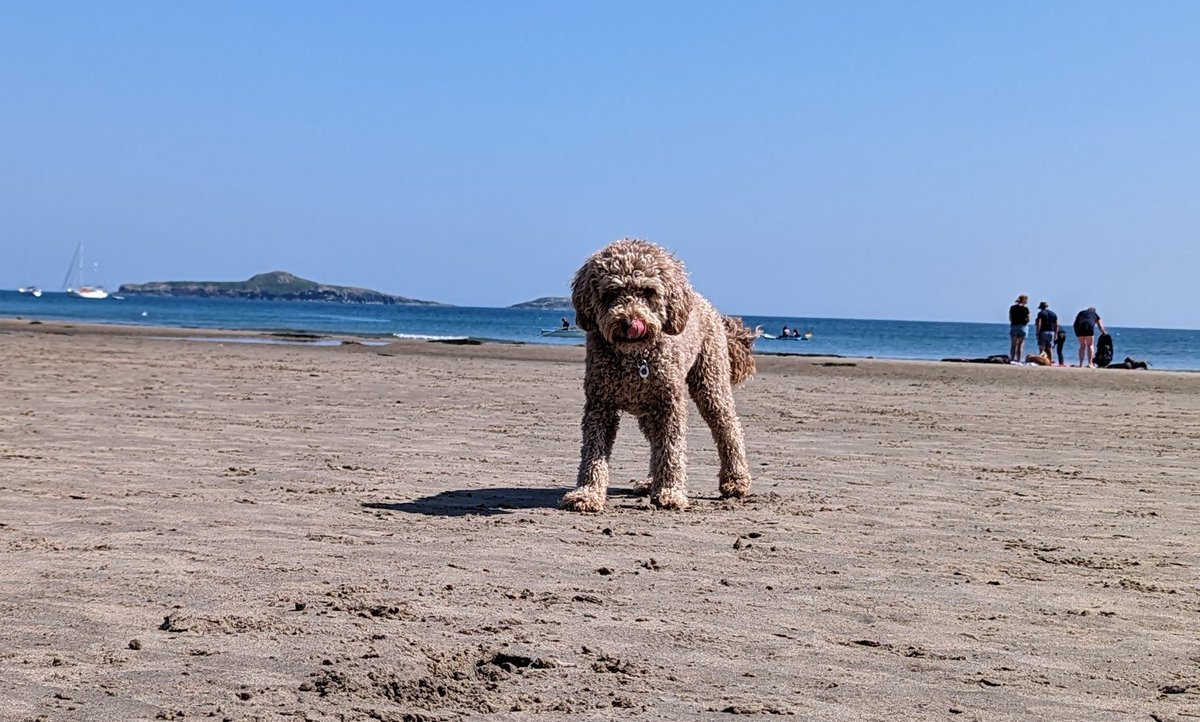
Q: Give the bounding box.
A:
[1054,326,1067,366]
[1035,301,1058,360]
[1008,295,1030,363]
[561,317,571,329]
[1073,306,1107,367]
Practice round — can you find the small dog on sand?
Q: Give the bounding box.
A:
[560,239,758,512]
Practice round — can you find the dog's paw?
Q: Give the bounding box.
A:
[560,488,606,513]
[651,486,690,511]
[719,474,752,499]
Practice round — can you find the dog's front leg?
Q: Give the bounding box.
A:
[644,400,690,510]
[560,401,620,512]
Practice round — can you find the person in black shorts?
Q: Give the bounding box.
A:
[1054,326,1067,366]
[1035,301,1058,360]
[1008,295,1030,363]
[1073,306,1107,367]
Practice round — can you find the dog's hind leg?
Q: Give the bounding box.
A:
[641,402,690,510]
[688,361,752,499]
[561,401,620,512]
[629,417,657,496]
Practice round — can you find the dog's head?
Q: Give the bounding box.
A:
[571,239,694,348]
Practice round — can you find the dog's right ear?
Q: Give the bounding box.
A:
[571,264,597,332]
[574,308,595,332]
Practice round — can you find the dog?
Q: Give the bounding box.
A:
[560,239,757,512]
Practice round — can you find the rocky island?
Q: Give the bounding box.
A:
[509,296,571,310]
[118,271,443,305]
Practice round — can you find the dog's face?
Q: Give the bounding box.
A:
[572,239,694,348]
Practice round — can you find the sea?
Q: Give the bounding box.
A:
[2,290,1198,372]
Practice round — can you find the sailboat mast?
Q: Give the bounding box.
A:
[62,242,83,291]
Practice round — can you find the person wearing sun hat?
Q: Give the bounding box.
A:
[1035,301,1058,360]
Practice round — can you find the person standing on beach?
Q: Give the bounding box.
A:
[1073,306,1107,367]
[1009,295,1031,363]
[1054,326,1067,366]
[1035,301,1058,360]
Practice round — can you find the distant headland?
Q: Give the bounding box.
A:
[509,296,571,310]
[118,271,444,305]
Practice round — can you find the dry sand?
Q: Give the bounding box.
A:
[1,319,1197,721]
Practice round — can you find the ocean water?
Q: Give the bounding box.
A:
[2,290,1197,371]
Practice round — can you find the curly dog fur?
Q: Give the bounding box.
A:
[561,239,757,512]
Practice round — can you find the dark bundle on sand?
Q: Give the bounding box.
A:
[1105,356,1151,370]
[942,354,1010,364]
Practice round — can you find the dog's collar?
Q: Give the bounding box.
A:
[636,354,650,380]
[605,342,652,379]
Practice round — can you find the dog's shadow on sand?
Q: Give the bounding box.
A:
[364,487,641,517]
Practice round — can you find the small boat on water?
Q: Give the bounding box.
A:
[18,286,43,297]
[62,242,109,299]
[539,327,586,338]
[763,330,814,341]
[69,286,110,299]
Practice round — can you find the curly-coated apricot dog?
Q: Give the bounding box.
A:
[560,239,757,512]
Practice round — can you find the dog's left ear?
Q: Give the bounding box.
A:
[661,263,693,335]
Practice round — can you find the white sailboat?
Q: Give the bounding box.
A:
[62,242,109,299]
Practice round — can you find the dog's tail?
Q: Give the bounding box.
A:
[723,316,757,387]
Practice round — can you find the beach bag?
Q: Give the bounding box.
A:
[1095,333,1114,368]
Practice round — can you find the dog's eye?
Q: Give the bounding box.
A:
[639,287,656,299]
[601,290,620,305]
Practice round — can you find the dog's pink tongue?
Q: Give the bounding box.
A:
[627,319,647,339]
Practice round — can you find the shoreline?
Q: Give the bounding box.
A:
[4,316,1194,376]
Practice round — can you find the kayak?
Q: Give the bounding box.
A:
[539,327,586,338]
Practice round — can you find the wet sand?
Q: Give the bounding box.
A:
[1,319,1197,721]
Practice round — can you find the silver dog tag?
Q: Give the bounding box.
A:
[638,359,650,379]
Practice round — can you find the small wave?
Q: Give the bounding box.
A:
[392,332,470,341]
[155,336,347,347]
[313,314,389,323]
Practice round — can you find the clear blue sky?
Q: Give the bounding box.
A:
[3,2,1197,328]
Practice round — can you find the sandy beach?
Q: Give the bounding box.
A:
[1,319,1197,721]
